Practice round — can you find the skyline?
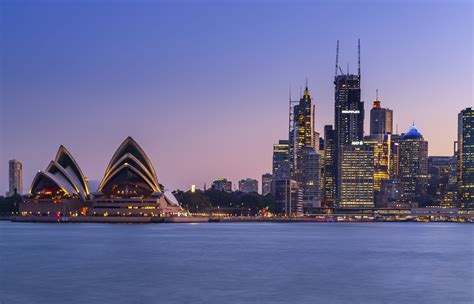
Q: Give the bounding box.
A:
[1,0,473,193]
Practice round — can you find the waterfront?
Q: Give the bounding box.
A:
[0,222,472,304]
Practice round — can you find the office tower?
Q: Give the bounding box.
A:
[427,156,457,208]
[337,143,374,208]
[334,40,364,148]
[212,178,232,192]
[288,85,321,211]
[323,125,337,207]
[261,173,272,196]
[272,179,303,216]
[8,159,23,196]
[301,147,321,209]
[272,140,290,179]
[364,134,391,192]
[370,90,393,135]
[456,107,474,208]
[398,124,429,206]
[390,134,403,178]
[238,178,258,193]
[333,40,365,204]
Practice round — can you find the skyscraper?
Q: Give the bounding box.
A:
[272,140,290,179]
[288,85,321,210]
[334,40,364,148]
[261,173,272,196]
[238,178,258,193]
[301,147,321,209]
[456,107,474,208]
[337,144,374,208]
[8,159,23,196]
[323,125,337,207]
[333,40,365,205]
[370,90,393,135]
[398,124,429,206]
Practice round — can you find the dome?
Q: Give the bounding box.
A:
[403,124,423,140]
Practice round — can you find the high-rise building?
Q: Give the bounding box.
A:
[261,173,272,196]
[370,90,393,135]
[337,143,374,208]
[427,156,457,208]
[334,41,364,148]
[238,178,258,193]
[212,178,232,192]
[272,140,290,179]
[272,179,303,216]
[8,159,23,196]
[456,107,474,208]
[364,134,391,192]
[288,85,321,211]
[323,125,337,207]
[333,40,365,204]
[398,124,429,206]
[301,147,321,209]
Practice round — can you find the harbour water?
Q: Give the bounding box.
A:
[0,222,472,303]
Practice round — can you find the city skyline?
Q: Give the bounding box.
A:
[1,1,472,193]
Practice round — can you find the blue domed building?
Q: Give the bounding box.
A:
[399,124,429,206]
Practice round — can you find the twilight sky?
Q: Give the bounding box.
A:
[1,0,472,194]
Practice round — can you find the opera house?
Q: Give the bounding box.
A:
[20,137,183,217]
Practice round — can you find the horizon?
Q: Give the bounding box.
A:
[1,0,473,193]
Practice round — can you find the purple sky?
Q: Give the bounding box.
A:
[1,0,472,194]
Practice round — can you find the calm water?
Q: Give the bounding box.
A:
[0,222,472,304]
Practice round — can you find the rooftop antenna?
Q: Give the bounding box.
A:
[289,85,292,101]
[347,62,349,75]
[305,77,308,88]
[396,123,398,134]
[335,40,339,77]
[358,38,361,78]
[376,88,379,100]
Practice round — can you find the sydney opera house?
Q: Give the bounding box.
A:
[20,137,183,217]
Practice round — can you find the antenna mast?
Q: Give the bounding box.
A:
[358,38,361,78]
[335,40,339,77]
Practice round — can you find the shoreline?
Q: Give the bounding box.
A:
[3,215,473,224]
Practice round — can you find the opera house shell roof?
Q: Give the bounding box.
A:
[95,137,180,207]
[29,146,90,200]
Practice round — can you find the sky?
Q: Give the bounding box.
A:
[1,0,473,194]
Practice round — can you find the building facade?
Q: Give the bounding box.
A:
[457,107,474,208]
[398,125,429,206]
[337,143,374,208]
[369,91,393,135]
[261,173,272,196]
[8,159,23,196]
[323,125,337,207]
[272,179,303,216]
[212,178,232,192]
[301,147,321,209]
[238,178,258,193]
[272,140,290,179]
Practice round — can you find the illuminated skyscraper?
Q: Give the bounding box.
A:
[272,140,290,179]
[370,90,393,135]
[398,124,429,206]
[337,143,374,208]
[261,173,272,196]
[8,159,23,196]
[333,40,365,203]
[456,107,474,208]
[364,134,391,192]
[288,85,321,210]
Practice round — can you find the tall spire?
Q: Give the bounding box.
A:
[373,89,381,108]
[303,78,310,98]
